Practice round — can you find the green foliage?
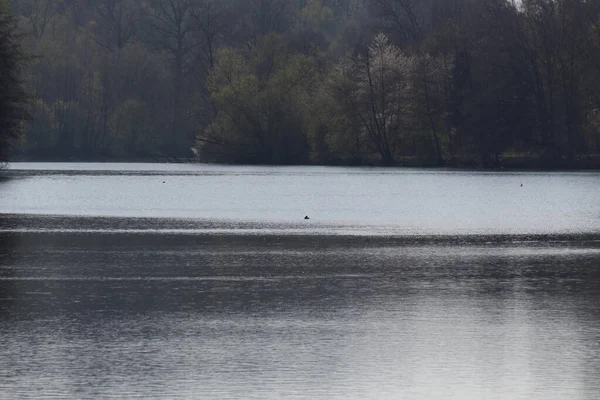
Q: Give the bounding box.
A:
[326,33,415,165]
[298,0,335,35]
[6,0,600,167]
[199,34,317,164]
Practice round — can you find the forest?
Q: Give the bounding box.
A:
[3,0,600,167]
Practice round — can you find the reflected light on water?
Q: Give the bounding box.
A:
[1,164,600,399]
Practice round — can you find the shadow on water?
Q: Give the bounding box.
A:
[2,213,600,398]
[2,215,600,317]
[0,233,385,319]
[0,232,18,320]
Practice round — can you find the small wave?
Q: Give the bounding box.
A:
[2,214,600,246]
[0,274,377,282]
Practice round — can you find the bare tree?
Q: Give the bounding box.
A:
[233,0,291,48]
[330,33,414,164]
[371,0,430,44]
[94,0,139,51]
[0,1,29,161]
[15,0,54,40]
[148,0,199,156]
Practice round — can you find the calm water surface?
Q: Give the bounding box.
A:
[1,163,600,399]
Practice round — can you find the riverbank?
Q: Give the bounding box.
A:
[8,152,600,170]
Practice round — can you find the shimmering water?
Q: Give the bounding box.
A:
[1,163,600,399]
[2,162,600,235]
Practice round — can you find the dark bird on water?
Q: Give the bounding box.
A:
[520,183,523,187]
[304,216,310,220]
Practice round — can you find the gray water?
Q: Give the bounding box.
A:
[1,163,600,399]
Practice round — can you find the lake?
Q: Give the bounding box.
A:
[1,163,600,399]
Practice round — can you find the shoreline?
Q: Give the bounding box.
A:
[2,213,600,247]
[7,154,600,171]
[3,160,600,174]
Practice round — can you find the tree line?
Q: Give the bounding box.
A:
[0,0,28,163]
[4,0,600,167]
